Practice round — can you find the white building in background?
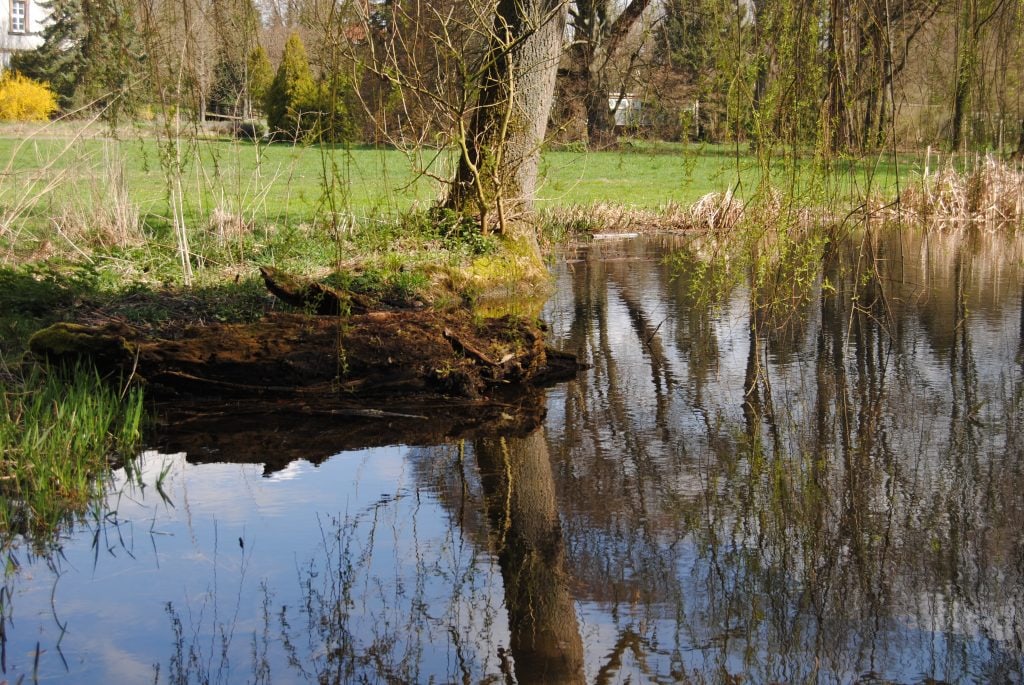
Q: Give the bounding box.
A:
[610,93,644,128]
[1,0,46,68]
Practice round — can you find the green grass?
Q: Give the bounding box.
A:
[538,141,914,206]
[0,124,919,237]
[0,135,442,226]
[0,363,144,548]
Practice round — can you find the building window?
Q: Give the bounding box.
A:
[11,0,27,33]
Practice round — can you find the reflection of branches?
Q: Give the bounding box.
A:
[544,231,1024,680]
[0,566,9,674]
[607,265,676,431]
[592,628,650,685]
[557,253,676,562]
[271,495,447,685]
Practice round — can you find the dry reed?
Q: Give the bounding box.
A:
[51,158,142,252]
[541,189,747,238]
[901,154,1024,229]
[207,205,254,245]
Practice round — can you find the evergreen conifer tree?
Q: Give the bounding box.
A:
[9,0,85,108]
[264,33,316,139]
[246,46,273,116]
[309,72,353,144]
[210,59,246,116]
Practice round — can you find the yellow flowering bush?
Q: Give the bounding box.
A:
[0,71,59,121]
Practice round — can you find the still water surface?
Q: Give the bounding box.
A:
[4,230,1024,683]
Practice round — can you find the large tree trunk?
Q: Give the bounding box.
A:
[445,0,568,229]
[584,68,615,145]
[561,0,652,147]
[823,0,851,153]
[566,0,605,144]
[475,431,586,684]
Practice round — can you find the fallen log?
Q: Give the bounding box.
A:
[258,265,379,315]
[29,309,580,401]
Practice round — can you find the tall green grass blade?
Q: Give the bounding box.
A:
[0,364,144,549]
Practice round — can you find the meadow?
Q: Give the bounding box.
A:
[0,124,915,246]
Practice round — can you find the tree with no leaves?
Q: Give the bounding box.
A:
[444,0,569,233]
[563,0,654,146]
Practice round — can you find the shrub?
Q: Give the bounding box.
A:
[0,71,58,121]
[234,119,267,141]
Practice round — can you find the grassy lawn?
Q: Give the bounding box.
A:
[539,138,917,205]
[0,124,920,239]
[1,134,444,225]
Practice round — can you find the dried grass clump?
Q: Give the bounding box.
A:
[541,190,749,240]
[686,189,745,233]
[538,187,858,247]
[540,202,666,236]
[902,155,1024,229]
[51,162,142,252]
[208,206,254,245]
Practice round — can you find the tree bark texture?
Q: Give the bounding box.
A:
[446,0,568,226]
[951,0,979,150]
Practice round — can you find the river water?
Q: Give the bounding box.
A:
[3,230,1024,683]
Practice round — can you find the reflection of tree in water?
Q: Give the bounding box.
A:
[270,430,585,684]
[268,230,1024,683]
[475,433,585,684]
[540,230,1024,681]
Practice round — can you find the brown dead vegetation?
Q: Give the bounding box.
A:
[542,191,746,236]
[901,155,1024,228]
